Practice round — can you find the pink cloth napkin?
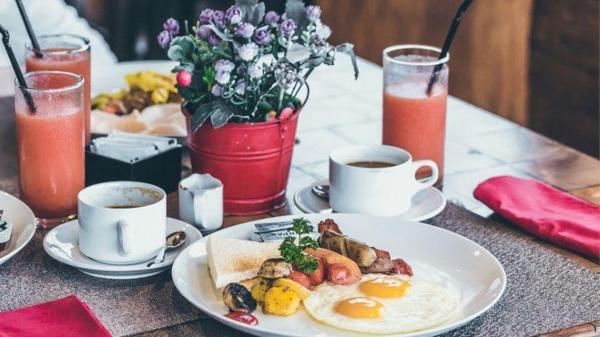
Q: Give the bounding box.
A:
[0,295,112,337]
[474,175,600,259]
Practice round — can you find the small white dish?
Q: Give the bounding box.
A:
[172,214,506,337]
[294,180,446,222]
[43,217,201,279]
[0,192,36,266]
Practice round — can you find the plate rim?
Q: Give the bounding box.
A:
[43,217,201,273]
[172,213,506,337]
[0,191,37,265]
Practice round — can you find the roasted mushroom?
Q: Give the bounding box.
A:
[258,258,292,279]
[222,283,257,313]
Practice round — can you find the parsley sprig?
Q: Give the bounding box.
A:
[279,218,319,273]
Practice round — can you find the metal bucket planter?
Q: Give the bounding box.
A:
[183,106,299,215]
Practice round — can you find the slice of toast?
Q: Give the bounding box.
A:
[206,236,280,289]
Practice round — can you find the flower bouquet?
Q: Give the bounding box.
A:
[158,0,358,214]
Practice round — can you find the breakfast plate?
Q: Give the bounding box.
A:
[0,191,36,266]
[294,180,446,221]
[172,214,506,337]
[43,217,201,279]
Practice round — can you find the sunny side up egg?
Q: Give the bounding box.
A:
[303,274,461,334]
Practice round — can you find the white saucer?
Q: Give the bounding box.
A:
[294,179,446,221]
[43,217,202,279]
[0,192,36,266]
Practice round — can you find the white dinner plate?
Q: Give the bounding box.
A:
[43,217,201,279]
[0,192,36,266]
[172,214,506,337]
[294,180,446,222]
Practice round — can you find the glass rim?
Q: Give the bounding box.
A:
[16,70,84,94]
[383,44,450,66]
[25,34,91,55]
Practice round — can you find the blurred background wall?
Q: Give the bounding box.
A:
[69,0,599,157]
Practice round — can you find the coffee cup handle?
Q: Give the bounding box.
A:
[117,220,133,255]
[412,160,439,191]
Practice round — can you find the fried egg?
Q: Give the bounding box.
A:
[303,274,460,334]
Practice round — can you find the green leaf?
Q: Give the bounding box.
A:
[190,101,218,131]
[335,43,360,80]
[210,102,234,128]
[237,0,265,26]
[206,24,233,42]
[168,36,196,62]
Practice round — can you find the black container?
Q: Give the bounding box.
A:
[85,145,182,193]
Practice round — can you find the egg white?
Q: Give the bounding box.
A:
[303,274,460,334]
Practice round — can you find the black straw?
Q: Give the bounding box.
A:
[426,0,474,96]
[0,24,36,113]
[15,0,43,58]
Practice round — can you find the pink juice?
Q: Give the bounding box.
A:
[383,82,448,179]
[15,72,84,225]
[26,43,91,144]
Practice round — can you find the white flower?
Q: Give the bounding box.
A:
[248,63,263,79]
[215,71,231,85]
[237,43,258,62]
[316,23,332,40]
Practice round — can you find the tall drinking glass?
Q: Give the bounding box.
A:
[383,45,449,183]
[15,71,85,228]
[25,34,91,144]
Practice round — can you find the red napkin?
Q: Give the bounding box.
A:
[0,295,112,337]
[474,175,600,260]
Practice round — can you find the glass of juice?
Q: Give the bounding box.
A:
[382,45,449,183]
[14,71,85,228]
[25,34,91,144]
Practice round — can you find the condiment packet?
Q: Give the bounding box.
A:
[90,132,178,163]
[250,221,318,242]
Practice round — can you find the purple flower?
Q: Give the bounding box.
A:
[248,63,263,79]
[253,27,271,45]
[235,80,246,95]
[163,18,180,35]
[235,22,255,39]
[211,10,225,27]
[208,32,221,46]
[225,5,243,25]
[157,30,171,49]
[211,84,222,96]
[196,25,211,39]
[199,8,214,24]
[215,59,235,73]
[264,11,280,25]
[237,43,258,61]
[305,5,322,22]
[280,18,296,38]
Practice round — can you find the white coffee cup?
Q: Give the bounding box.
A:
[178,173,223,233]
[329,145,438,216]
[77,181,166,265]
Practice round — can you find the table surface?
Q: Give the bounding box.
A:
[0,59,599,337]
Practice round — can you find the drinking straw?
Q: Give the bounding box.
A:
[15,0,43,58]
[0,24,36,113]
[426,0,474,96]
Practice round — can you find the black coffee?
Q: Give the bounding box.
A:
[347,161,396,168]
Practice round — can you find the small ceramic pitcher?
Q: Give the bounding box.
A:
[178,173,223,232]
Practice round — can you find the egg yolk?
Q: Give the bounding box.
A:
[335,297,383,319]
[359,277,410,298]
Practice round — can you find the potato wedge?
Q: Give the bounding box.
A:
[273,278,311,300]
[262,286,301,316]
[251,278,272,303]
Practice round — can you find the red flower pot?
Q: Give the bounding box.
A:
[183,106,300,215]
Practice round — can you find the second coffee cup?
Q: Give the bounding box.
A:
[329,145,438,216]
[77,181,166,265]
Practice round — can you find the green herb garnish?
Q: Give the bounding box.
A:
[279,218,319,273]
